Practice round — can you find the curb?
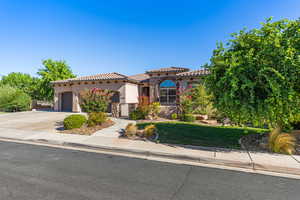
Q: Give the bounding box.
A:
[33,139,255,170]
[1,136,300,176]
[32,139,300,176]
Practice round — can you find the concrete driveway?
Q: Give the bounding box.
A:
[0,111,73,133]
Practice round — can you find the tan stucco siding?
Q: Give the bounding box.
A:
[53,81,138,116]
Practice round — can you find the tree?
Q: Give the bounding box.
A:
[0,85,32,112]
[206,18,300,131]
[178,82,214,115]
[0,72,40,99]
[79,88,114,113]
[37,59,76,101]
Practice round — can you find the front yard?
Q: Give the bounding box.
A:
[137,122,267,149]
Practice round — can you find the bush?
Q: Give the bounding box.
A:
[171,113,178,120]
[0,85,31,112]
[80,88,115,113]
[180,114,196,122]
[293,121,300,130]
[129,107,148,120]
[124,123,137,137]
[144,124,157,138]
[87,112,107,127]
[268,127,296,155]
[291,114,300,130]
[148,102,161,119]
[63,114,87,130]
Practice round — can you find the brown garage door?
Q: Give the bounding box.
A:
[61,92,73,112]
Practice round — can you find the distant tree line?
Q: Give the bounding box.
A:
[0,59,76,112]
[0,59,76,102]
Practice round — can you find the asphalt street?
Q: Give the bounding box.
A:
[0,141,299,200]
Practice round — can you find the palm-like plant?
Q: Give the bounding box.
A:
[269,126,296,155]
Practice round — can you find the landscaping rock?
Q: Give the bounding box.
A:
[240,133,269,152]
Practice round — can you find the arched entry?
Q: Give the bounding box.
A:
[61,92,73,112]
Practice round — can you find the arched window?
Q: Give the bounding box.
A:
[159,80,176,105]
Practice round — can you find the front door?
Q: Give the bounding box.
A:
[61,92,73,112]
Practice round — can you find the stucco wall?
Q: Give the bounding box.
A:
[53,81,139,116]
[124,83,139,104]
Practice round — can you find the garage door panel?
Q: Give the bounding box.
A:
[62,92,73,112]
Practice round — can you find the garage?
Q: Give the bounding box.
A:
[61,92,73,112]
[52,72,139,116]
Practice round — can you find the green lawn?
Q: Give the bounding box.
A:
[137,122,268,149]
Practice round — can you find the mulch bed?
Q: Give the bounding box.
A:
[119,129,159,142]
[240,130,300,155]
[61,120,115,135]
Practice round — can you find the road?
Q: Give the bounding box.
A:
[0,141,299,200]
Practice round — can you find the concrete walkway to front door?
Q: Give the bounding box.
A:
[93,118,136,138]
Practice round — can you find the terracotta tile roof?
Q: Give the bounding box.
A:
[176,69,210,77]
[146,67,189,73]
[128,73,150,82]
[52,72,137,84]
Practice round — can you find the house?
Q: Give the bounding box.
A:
[52,67,209,117]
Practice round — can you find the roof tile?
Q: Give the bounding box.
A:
[177,69,210,77]
[146,67,189,73]
[52,72,134,84]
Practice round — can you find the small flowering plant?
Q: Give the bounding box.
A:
[80,88,115,113]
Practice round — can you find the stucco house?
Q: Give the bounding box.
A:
[52,67,209,117]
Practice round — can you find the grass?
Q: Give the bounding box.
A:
[137,122,268,149]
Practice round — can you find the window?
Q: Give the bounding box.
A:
[159,80,176,105]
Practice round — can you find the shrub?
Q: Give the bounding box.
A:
[0,85,31,112]
[180,114,196,122]
[144,124,157,138]
[293,121,300,130]
[171,113,178,120]
[80,88,115,113]
[87,112,107,127]
[291,114,300,130]
[63,114,87,130]
[178,83,214,116]
[148,102,161,119]
[268,127,296,155]
[129,107,148,120]
[124,123,137,137]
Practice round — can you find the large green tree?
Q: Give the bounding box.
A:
[206,18,300,130]
[37,59,76,101]
[0,85,32,112]
[0,72,41,100]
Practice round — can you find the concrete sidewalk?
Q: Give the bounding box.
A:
[0,127,299,176]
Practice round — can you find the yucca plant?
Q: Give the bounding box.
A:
[269,127,296,155]
[124,123,137,137]
[144,124,157,138]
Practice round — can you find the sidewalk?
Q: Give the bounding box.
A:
[0,126,299,176]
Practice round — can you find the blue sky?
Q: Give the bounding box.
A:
[0,0,299,77]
